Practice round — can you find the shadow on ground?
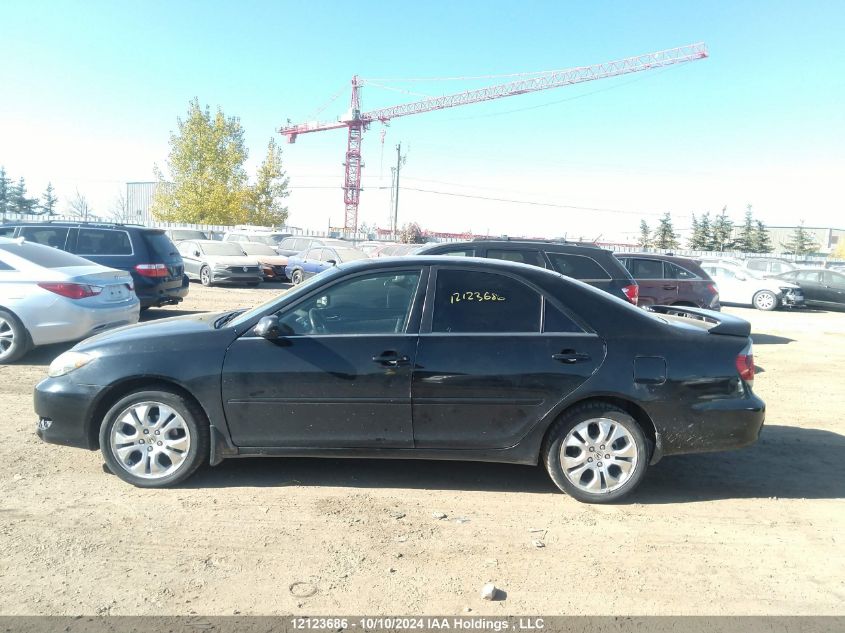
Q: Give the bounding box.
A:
[187,424,845,503]
[751,333,795,345]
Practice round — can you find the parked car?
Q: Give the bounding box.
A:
[238,242,290,282]
[164,228,208,243]
[223,228,291,252]
[770,268,845,310]
[701,261,804,310]
[417,239,639,305]
[0,238,139,363]
[615,253,720,310]
[357,241,388,256]
[275,236,349,258]
[0,221,188,310]
[285,246,368,285]
[743,257,797,275]
[34,256,764,503]
[176,240,262,287]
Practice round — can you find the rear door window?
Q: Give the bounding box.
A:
[434,247,475,256]
[665,262,698,279]
[486,248,543,266]
[630,258,664,279]
[19,226,69,249]
[547,253,611,280]
[75,228,132,255]
[431,269,541,333]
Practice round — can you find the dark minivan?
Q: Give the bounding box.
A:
[615,253,720,310]
[416,239,639,305]
[0,222,188,310]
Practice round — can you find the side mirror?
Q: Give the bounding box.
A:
[735,273,747,281]
[325,259,337,266]
[194,250,201,258]
[254,315,281,340]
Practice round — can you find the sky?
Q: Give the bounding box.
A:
[2,0,844,241]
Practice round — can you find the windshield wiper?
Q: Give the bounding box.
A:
[214,309,245,329]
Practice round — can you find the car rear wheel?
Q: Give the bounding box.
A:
[0,309,31,364]
[543,402,649,503]
[752,290,778,311]
[291,269,303,285]
[200,265,213,287]
[99,389,209,488]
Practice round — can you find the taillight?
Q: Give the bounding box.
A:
[623,283,639,306]
[38,282,102,300]
[135,264,169,278]
[736,345,755,387]
[707,283,718,296]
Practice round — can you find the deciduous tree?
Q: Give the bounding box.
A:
[247,138,289,227]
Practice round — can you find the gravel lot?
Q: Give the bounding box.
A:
[1,282,843,615]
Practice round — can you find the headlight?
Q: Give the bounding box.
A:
[48,351,94,377]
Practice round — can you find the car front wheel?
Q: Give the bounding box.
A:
[543,402,649,503]
[200,266,213,287]
[291,269,303,285]
[752,290,778,311]
[99,389,209,488]
[0,309,31,364]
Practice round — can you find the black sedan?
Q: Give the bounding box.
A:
[770,268,845,310]
[35,257,765,503]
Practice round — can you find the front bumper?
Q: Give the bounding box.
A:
[212,269,262,284]
[781,290,805,307]
[34,378,102,450]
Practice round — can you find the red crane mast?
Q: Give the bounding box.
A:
[279,43,708,236]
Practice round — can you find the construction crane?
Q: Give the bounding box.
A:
[279,43,708,236]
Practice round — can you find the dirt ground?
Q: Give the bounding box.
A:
[1,282,843,616]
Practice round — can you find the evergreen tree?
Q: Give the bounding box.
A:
[735,205,756,253]
[653,212,679,250]
[697,212,714,250]
[10,177,38,214]
[687,214,701,249]
[782,221,819,255]
[0,167,11,216]
[40,182,58,215]
[637,220,651,248]
[752,220,772,254]
[711,207,736,252]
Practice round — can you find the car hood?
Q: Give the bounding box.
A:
[204,255,257,266]
[253,255,288,265]
[74,311,231,351]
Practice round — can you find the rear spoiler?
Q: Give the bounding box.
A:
[647,305,751,337]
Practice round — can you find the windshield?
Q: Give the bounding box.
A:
[202,242,245,256]
[171,230,207,241]
[229,266,343,328]
[241,243,277,255]
[335,248,368,262]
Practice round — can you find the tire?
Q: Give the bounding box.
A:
[543,402,650,504]
[291,269,303,285]
[752,290,778,311]
[99,388,209,488]
[0,309,32,364]
[200,266,213,287]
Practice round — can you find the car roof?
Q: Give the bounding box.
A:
[2,221,149,231]
[422,239,607,253]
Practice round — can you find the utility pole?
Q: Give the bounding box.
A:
[393,143,405,240]
[388,167,396,238]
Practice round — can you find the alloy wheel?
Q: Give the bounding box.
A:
[754,291,776,310]
[109,402,192,479]
[0,317,14,359]
[200,267,211,286]
[560,417,638,493]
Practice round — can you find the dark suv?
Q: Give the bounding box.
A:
[416,239,639,304]
[0,221,188,310]
[615,253,720,310]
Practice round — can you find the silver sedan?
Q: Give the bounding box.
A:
[0,237,140,363]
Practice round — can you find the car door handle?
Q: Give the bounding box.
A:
[372,351,410,367]
[663,285,678,290]
[552,350,591,364]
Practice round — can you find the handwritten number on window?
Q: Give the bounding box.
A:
[450,291,506,304]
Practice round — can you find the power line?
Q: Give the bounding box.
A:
[398,186,673,217]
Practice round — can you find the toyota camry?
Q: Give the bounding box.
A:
[35,256,765,503]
